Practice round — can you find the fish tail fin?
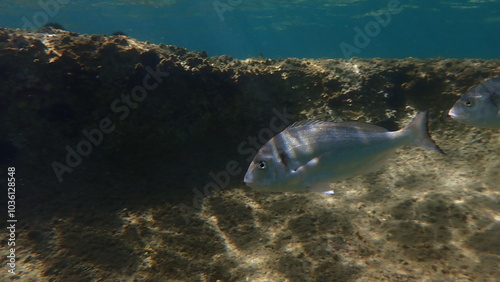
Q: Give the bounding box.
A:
[404,111,445,154]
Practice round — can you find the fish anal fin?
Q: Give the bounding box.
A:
[307,181,334,194]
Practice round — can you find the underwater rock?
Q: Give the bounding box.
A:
[39,22,66,32]
[110,31,128,36]
[0,27,498,281]
[1,27,497,188]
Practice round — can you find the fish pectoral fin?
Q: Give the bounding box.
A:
[293,156,321,173]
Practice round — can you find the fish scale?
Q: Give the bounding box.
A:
[277,122,389,168]
[244,112,444,193]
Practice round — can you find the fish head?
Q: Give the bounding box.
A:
[448,77,500,129]
[448,93,496,127]
[244,145,290,191]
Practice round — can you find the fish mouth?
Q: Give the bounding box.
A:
[243,174,256,187]
[243,180,261,189]
[445,113,454,121]
[243,173,251,184]
[447,108,458,120]
[243,175,266,189]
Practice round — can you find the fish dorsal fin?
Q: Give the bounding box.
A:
[287,119,330,129]
[287,119,388,132]
[336,122,388,132]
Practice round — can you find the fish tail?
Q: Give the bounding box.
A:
[405,111,445,154]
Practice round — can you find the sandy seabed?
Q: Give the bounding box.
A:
[3,123,499,281]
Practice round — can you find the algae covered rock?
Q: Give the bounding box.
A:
[0,27,499,281]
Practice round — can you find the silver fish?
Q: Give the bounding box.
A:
[244,112,444,193]
[448,76,500,129]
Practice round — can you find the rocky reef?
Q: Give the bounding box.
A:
[0,27,499,281]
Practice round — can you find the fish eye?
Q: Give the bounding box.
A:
[257,161,267,170]
[463,99,474,107]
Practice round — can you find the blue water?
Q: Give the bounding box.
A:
[0,0,499,59]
